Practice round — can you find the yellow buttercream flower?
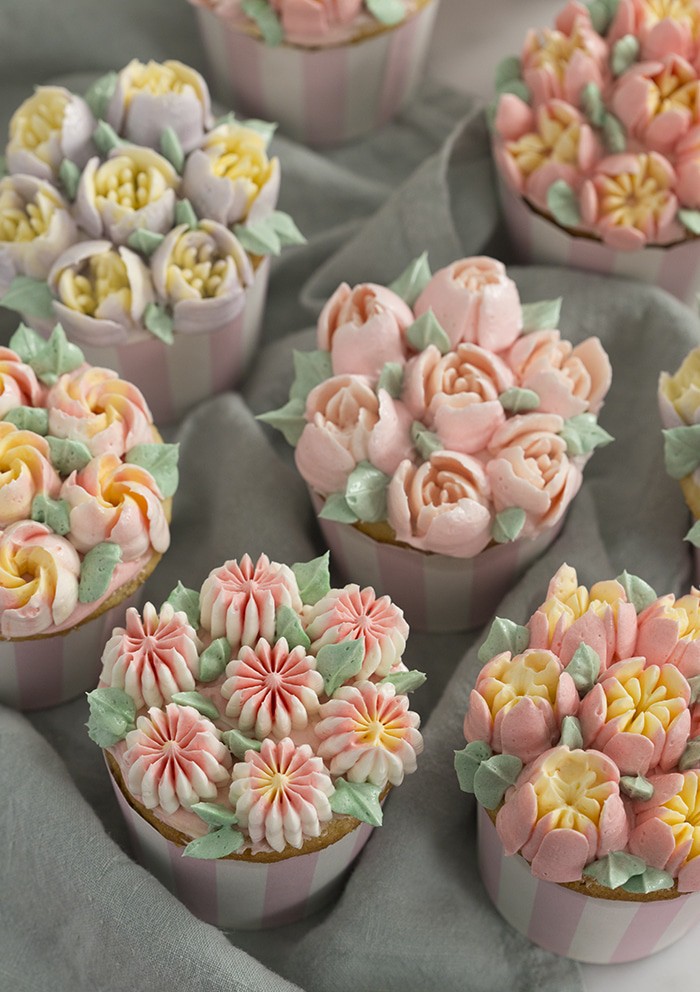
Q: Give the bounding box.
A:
[204,124,274,208]
[94,151,173,213]
[507,105,583,178]
[476,650,562,718]
[0,182,64,244]
[659,347,700,424]
[598,155,673,231]
[641,0,700,33]
[630,770,700,890]
[0,174,77,282]
[8,88,69,166]
[120,60,206,104]
[57,250,131,317]
[5,85,95,181]
[538,564,628,638]
[533,748,613,831]
[658,773,700,859]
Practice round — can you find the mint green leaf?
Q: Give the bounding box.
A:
[2,276,55,320]
[379,669,427,693]
[498,387,540,413]
[125,442,180,498]
[345,460,390,523]
[679,737,700,771]
[160,126,185,174]
[406,310,451,355]
[622,867,674,894]
[494,55,522,91]
[144,303,174,344]
[365,0,405,25]
[687,521,700,547]
[289,349,333,404]
[268,211,306,247]
[241,0,284,45]
[86,686,136,747]
[31,494,70,536]
[454,740,493,794]
[602,113,626,154]
[78,542,122,603]
[588,0,619,34]
[84,71,118,120]
[491,507,526,544]
[478,617,530,664]
[584,851,646,890]
[559,715,584,750]
[620,775,654,801]
[175,198,198,229]
[92,120,122,156]
[377,362,404,399]
[198,637,231,682]
[565,643,601,694]
[165,582,201,629]
[275,604,311,650]
[47,436,92,475]
[4,406,49,434]
[59,158,81,201]
[679,209,700,236]
[616,571,657,613]
[222,729,263,759]
[234,219,281,256]
[410,420,442,460]
[473,753,523,810]
[560,413,614,456]
[497,79,531,103]
[183,826,244,859]
[521,298,562,331]
[316,639,364,696]
[257,397,307,446]
[330,778,383,826]
[547,179,581,229]
[0,155,6,179]
[8,322,44,362]
[689,675,700,705]
[292,551,331,606]
[388,252,431,307]
[170,690,220,721]
[581,82,606,127]
[663,424,700,479]
[318,492,359,524]
[127,228,165,256]
[190,802,238,827]
[611,34,639,77]
[27,323,83,385]
[214,112,277,144]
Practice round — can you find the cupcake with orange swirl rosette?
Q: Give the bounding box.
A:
[260,254,613,631]
[457,562,700,964]
[0,60,305,424]
[0,320,178,711]
[86,550,424,929]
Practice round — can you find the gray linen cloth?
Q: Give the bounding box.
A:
[2,2,700,990]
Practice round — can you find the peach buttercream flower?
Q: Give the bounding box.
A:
[5,85,95,181]
[629,770,700,891]
[636,591,700,677]
[270,0,363,39]
[0,421,60,527]
[612,55,700,155]
[659,344,700,426]
[0,174,77,291]
[0,347,44,417]
[609,0,700,62]
[674,123,700,206]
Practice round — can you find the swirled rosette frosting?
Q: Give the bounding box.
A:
[0,347,44,415]
[0,421,61,527]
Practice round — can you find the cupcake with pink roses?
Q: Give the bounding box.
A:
[260,254,613,631]
[0,320,178,711]
[457,562,700,963]
[87,550,424,929]
[491,0,700,306]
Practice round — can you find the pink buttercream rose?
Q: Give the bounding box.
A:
[0,347,44,415]
[629,770,700,891]
[317,283,414,379]
[611,55,700,155]
[463,649,579,764]
[609,0,700,63]
[675,124,700,206]
[495,746,629,883]
[270,0,363,39]
[414,257,522,352]
[387,450,493,558]
[0,421,61,527]
[635,591,700,678]
[507,330,612,418]
[402,343,513,454]
[486,413,582,538]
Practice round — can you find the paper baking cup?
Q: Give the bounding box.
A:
[309,491,562,632]
[109,768,374,930]
[477,805,700,964]
[498,179,700,309]
[196,1,439,147]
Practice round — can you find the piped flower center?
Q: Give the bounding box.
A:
[659,772,700,861]
[0,187,56,242]
[644,0,700,31]
[603,663,686,735]
[507,109,582,177]
[167,232,229,299]
[479,650,561,718]
[58,250,131,316]
[598,155,673,230]
[9,89,68,163]
[531,26,590,83]
[94,153,173,212]
[647,62,699,117]
[534,749,612,830]
[206,127,273,205]
[124,61,192,101]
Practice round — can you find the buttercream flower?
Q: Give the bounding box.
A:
[0,175,77,292]
[612,55,700,155]
[230,737,334,852]
[579,153,682,249]
[659,346,700,429]
[609,0,700,63]
[387,451,493,557]
[47,364,154,458]
[507,330,612,418]
[316,681,423,789]
[402,343,514,454]
[61,453,170,560]
[150,221,254,334]
[5,85,95,180]
[486,413,582,538]
[413,257,522,352]
[269,0,363,39]
[495,746,628,883]
[305,584,409,680]
[317,282,415,379]
[48,241,155,346]
[199,553,302,650]
[629,770,700,890]
[636,590,700,678]
[182,122,280,227]
[124,703,232,815]
[463,649,579,764]
[0,346,44,416]
[528,564,638,670]
[0,519,80,637]
[107,59,212,153]
[100,602,202,709]
[579,658,691,775]
[221,637,324,739]
[0,421,61,527]
[295,375,413,496]
[674,124,700,206]
[75,145,179,245]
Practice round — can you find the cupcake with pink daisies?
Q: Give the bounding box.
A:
[87,550,424,929]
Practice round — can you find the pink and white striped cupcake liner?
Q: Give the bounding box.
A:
[109,768,375,930]
[477,805,700,964]
[196,2,439,147]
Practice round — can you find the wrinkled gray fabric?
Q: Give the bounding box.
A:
[2,2,700,991]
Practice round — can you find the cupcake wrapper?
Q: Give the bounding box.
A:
[196,2,439,147]
[310,490,562,632]
[499,179,700,308]
[109,769,374,930]
[477,805,700,964]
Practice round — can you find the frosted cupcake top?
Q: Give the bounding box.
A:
[458,562,700,894]
[491,0,700,249]
[261,254,613,558]
[0,60,304,345]
[660,345,700,542]
[0,321,177,639]
[87,551,424,857]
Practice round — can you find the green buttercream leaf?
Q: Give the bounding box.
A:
[411,421,443,461]
[478,617,530,664]
[26,324,83,385]
[292,551,331,606]
[198,637,231,682]
[47,436,92,475]
[583,851,646,890]
[175,198,198,229]
[222,728,263,758]
[316,639,365,696]
[8,322,45,362]
[379,669,427,694]
[473,753,523,810]
[679,737,700,771]
[388,252,431,307]
[454,740,493,794]
[587,0,620,35]
[165,581,201,629]
[546,179,581,229]
[494,55,522,91]
[616,570,657,613]
[144,302,174,344]
[559,715,584,750]
[611,34,639,76]
[679,209,700,236]
[498,387,540,413]
[581,82,606,127]
[406,310,451,355]
[233,220,281,256]
[59,158,81,201]
[0,155,6,179]
[521,298,562,332]
[620,774,655,801]
[622,867,674,894]
[377,362,404,400]
[686,520,700,548]
[602,113,627,154]
[491,507,526,544]
[125,442,180,498]
[497,79,531,103]
[345,460,390,523]
[318,492,359,524]
[183,826,244,859]
[560,413,614,456]
[689,675,700,705]
[4,406,49,434]
[257,397,306,446]
[160,126,185,174]
[78,542,122,603]
[31,494,70,536]
[241,0,284,45]
[565,643,601,694]
[92,120,122,156]
[190,802,239,827]
[127,228,165,256]
[365,0,405,25]
[214,112,277,144]
[663,424,700,479]
[170,690,220,721]
[289,348,333,404]
[330,778,383,826]
[86,686,136,747]
[275,603,311,650]
[2,276,55,320]
[84,71,118,120]
[268,210,307,247]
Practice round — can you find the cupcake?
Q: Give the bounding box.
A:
[260,254,613,631]
[0,60,305,423]
[490,0,700,306]
[186,0,440,146]
[87,550,424,929]
[0,321,178,710]
[457,562,700,963]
